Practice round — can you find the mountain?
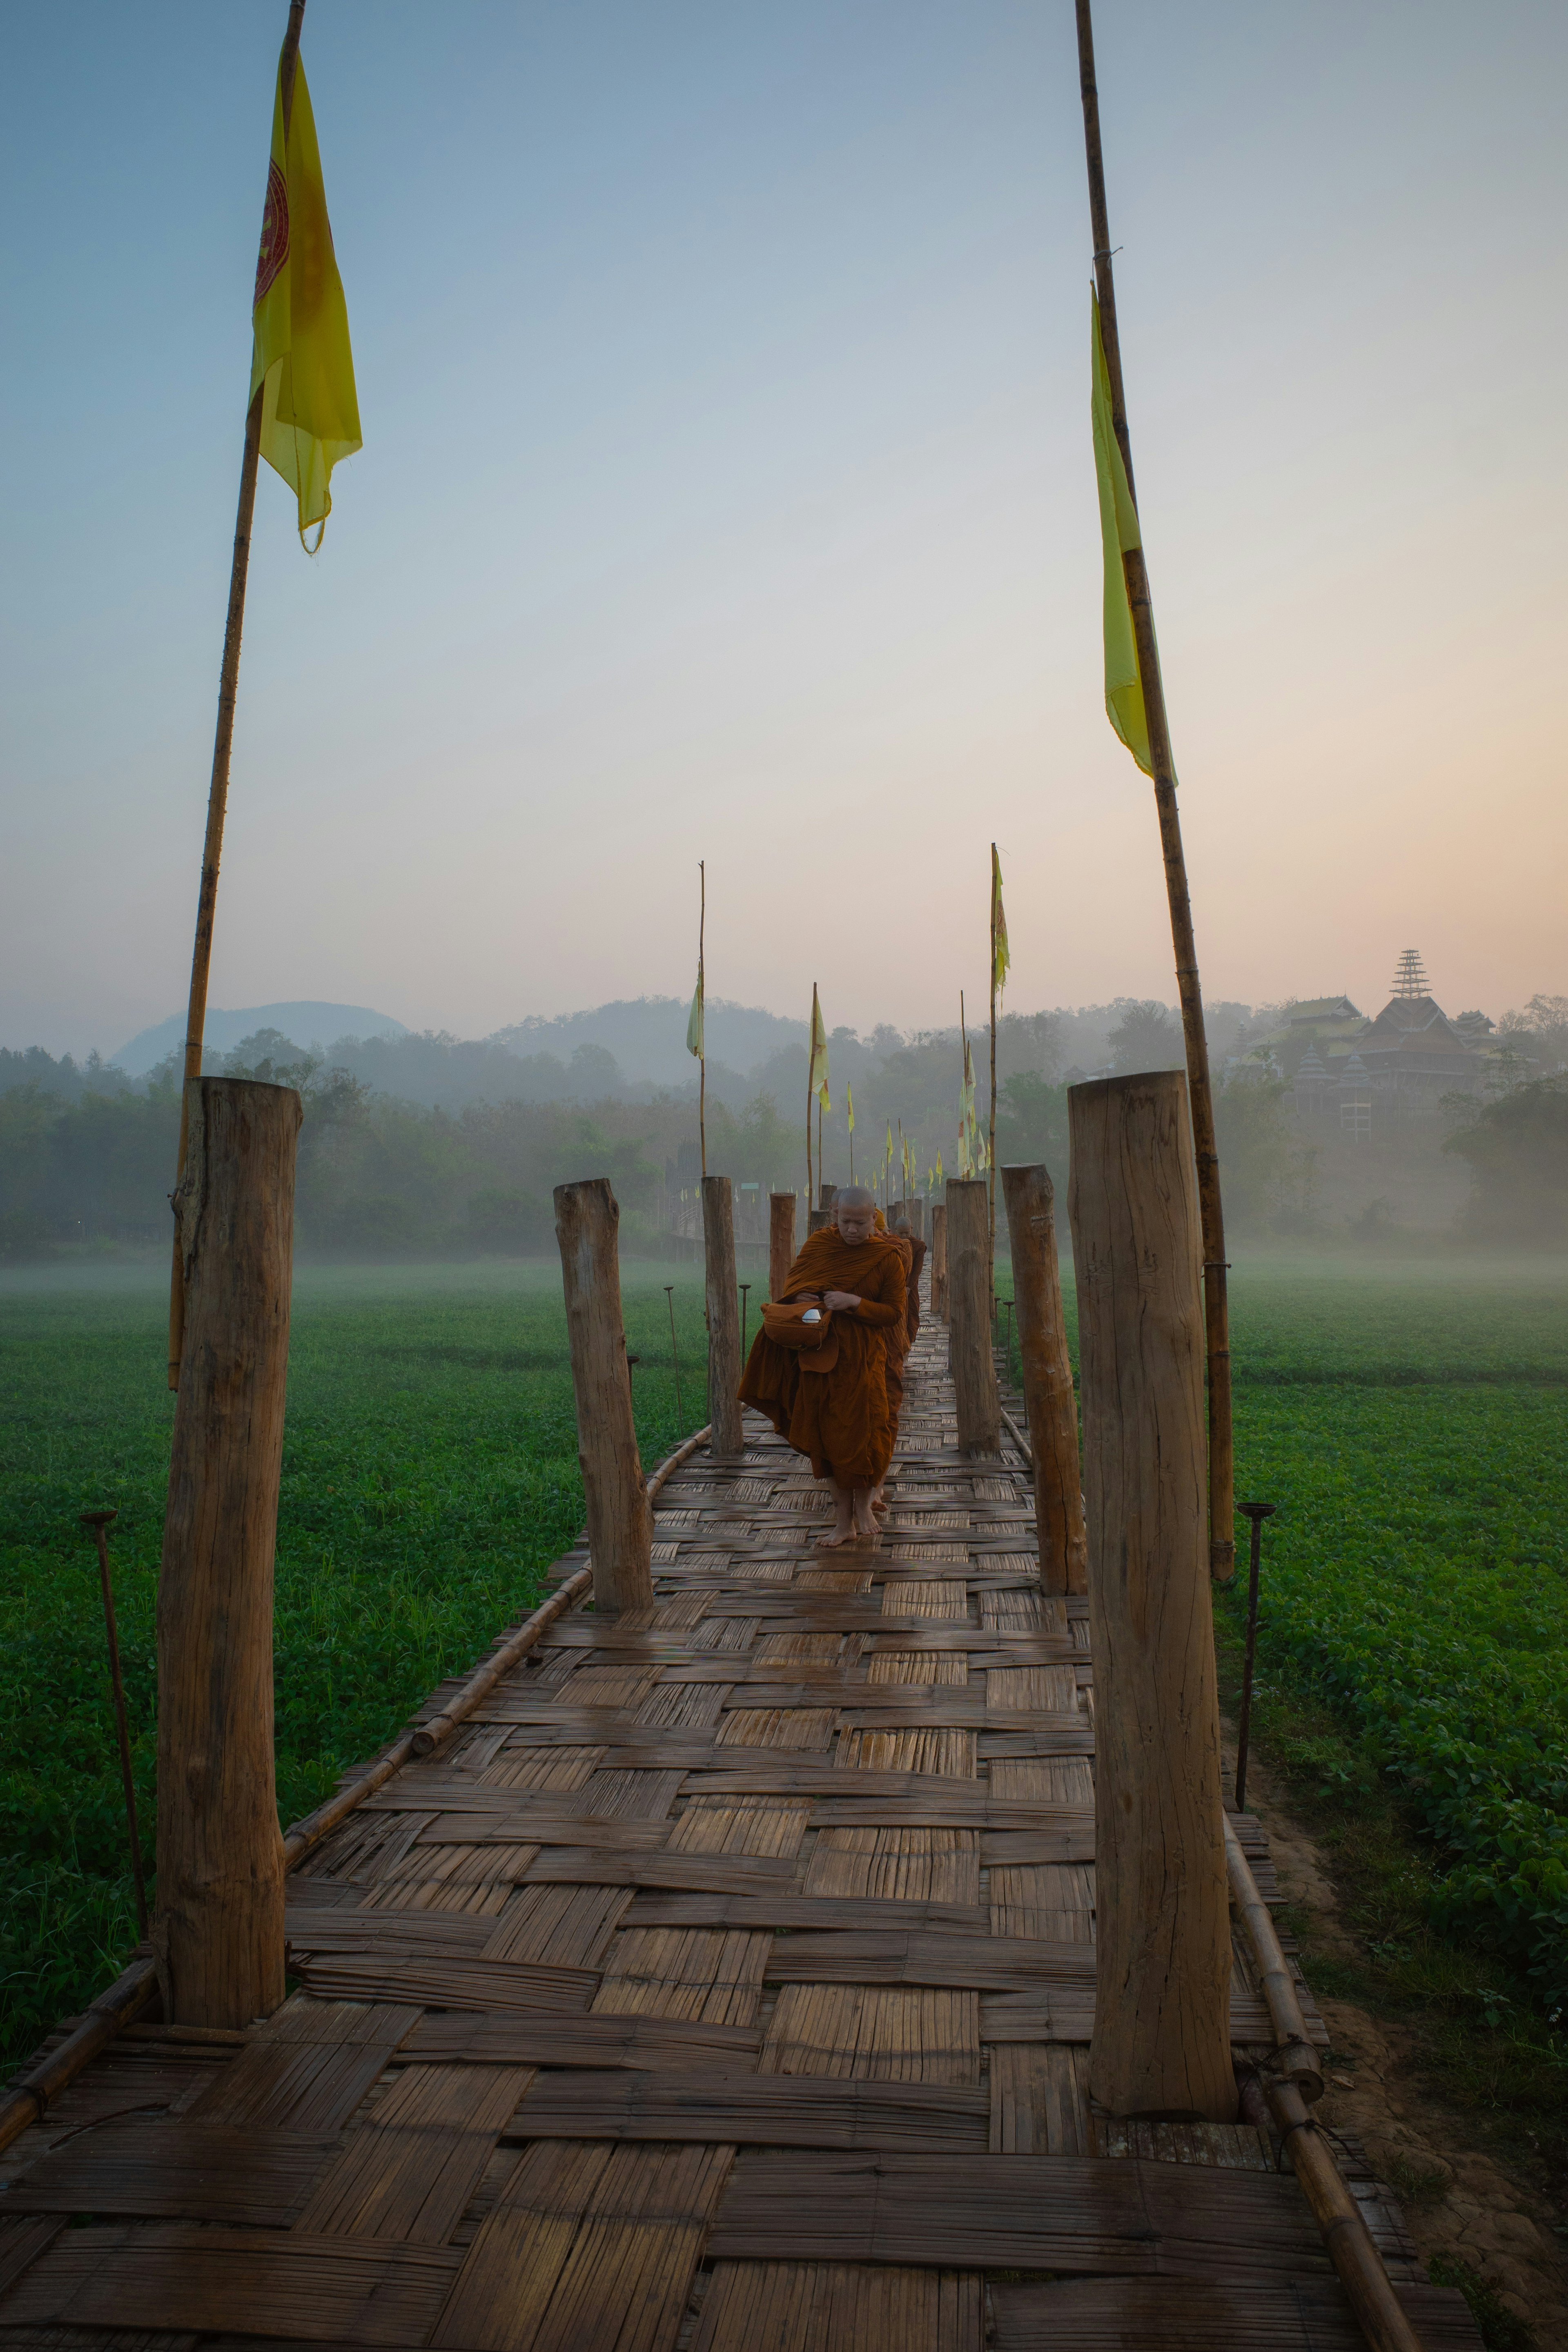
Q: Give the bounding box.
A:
[111,1002,409,1076]
[490,996,807,1087]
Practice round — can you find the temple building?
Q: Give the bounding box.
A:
[1241,951,1491,1136]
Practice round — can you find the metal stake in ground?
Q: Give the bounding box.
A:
[1234,1502,1276,1812]
[80,1509,149,1938]
[664,1285,686,1429]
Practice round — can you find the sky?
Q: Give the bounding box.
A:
[3,0,1565,1060]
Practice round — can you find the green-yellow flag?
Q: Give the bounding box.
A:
[991,843,1010,997]
[251,49,361,549]
[685,965,703,1059]
[845,1083,854,1133]
[808,990,829,1096]
[1091,294,1150,774]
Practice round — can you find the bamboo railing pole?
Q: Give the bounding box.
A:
[1069,1072,1235,2119]
[167,0,307,1393]
[702,1175,743,1457]
[931,1201,949,1320]
[1238,2072,1425,2352]
[768,1192,796,1302]
[999,1163,1087,1596]
[158,1077,300,2026]
[946,1178,1001,1453]
[1224,1813,1323,2097]
[1074,0,1234,1580]
[553,1177,654,1614]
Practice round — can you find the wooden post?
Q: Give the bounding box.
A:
[554,1178,654,1615]
[904,1197,925,1242]
[157,1078,298,2026]
[818,1183,837,1213]
[1068,1072,1236,2121]
[808,1208,831,1234]
[768,1192,796,1302]
[946,1178,1000,1453]
[931,1202,949,1319]
[702,1175,743,1457]
[1076,0,1234,1579]
[1000,1162,1087,1596]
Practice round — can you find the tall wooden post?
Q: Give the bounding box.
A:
[768,1192,796,1302]
[554,1178,654,1615]
[946,1179,1000,1453]
[1069,1073,1235,2121]
[904,1197,926,1242]
[157,1078,298,2026]
[1076,0,1234,1579]
[1000,1163,1087,1596]
[931,1202,949,1320]
[702,1175,743,1457]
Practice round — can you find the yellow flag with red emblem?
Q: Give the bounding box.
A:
[251,47,361,548]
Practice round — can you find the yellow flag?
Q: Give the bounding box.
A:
[846,1083,855,1133]
[1091,294,1150,774]
[685,965,703,1059]
[991,844,1010,998]
[808,988,829,1096]
[251,49,361,548]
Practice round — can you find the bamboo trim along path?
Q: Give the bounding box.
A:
[0,1303,1479,2348]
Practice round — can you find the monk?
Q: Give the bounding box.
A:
[738,1184,909,1546]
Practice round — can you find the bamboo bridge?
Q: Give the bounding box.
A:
[0,1097,1479,2352]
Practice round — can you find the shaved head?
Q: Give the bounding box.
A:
[835,1185,875,1208]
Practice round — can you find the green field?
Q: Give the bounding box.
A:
[3,1249,1566,2071]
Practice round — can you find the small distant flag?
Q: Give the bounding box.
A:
[991,844,1010,999]
[251,46,361,548]
[1091,292,1152,773]
[808,989,830,1103]
[686,965,704,1060]
[846,1084,855,1133]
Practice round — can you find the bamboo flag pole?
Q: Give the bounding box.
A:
[167,0,307,1391]
[806,982,820,1204]
[1075,0,1236,1578]
[988,844,1008,1304]
[691,865,705,1176]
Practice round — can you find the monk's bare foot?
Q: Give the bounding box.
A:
[871,1494,890,1517]
[817,1525,858,1549]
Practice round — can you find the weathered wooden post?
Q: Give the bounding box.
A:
[1000,1163,1087,1596]
[768,1192,796,1302]
[554,1178,655,1615]
[702,1175,744,1457]
[1069,1072,1236,2120]
[157,1078,298,2027]
[931,1201,949,1319]
[946,1178,1000,1452]
[904,1197,926,1242]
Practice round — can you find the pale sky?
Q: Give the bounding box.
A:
[3,0,1565,1059]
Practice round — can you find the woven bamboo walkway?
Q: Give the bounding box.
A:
[0,1307,1480,2348]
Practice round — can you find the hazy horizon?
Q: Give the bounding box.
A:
[3,0,1565,1056]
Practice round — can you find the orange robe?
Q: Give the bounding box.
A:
[738,1227,908,1483]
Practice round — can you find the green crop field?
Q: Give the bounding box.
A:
[3,1248,1566,2073]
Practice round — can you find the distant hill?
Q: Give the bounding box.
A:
[491,996,807,1087]
[112,1002,409,1076]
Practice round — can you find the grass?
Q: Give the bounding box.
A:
[0,1257,715,2070]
